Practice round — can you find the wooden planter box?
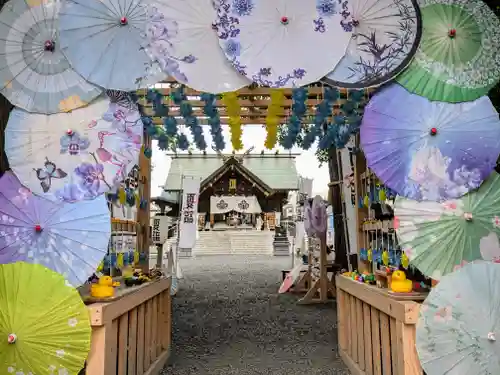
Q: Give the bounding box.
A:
[86,278,172,375]
[335,276,423,375]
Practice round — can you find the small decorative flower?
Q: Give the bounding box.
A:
[293,68,306,79]
[393,216,400,230]
[434,306,453,322]
[453,260,468,272]
[224,39,241,57]
[181,54,196,63]
[231,0,254,16]
[74,162,105,198]
[68,318,78,327]
[316,0,338,17]
[259,67,271,76]
[102,104,129,132]
[55,349,66,358]
[55,184,85,203]
[60,131,90,155]
[493,216,500,228]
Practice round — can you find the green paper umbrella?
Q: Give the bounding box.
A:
[394,172,500,279]
[417,262,500,375]
[0,262,91,375]
[396,0,500,103]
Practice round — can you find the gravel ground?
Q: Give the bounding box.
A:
[161,255,349,375]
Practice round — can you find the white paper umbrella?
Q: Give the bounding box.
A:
[0,0,102,114]
[59,0,164,91]
[149,0,251,93]
[417,262,500,375]
[215,0,352,88]
[323,0,422,89]
[5,93,143,202]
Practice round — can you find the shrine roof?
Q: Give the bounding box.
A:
[163,153,299,191]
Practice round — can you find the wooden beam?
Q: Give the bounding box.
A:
[136,86,327,97]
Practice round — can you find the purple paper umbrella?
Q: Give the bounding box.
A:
[360,84,500,201]
[0,172,111,286]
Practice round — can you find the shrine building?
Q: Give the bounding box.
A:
[161,152,299,230]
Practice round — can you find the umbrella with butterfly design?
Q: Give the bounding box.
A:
[4,92,143,202]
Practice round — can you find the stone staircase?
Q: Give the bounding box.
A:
[159,230,279,257]
[193,231,274,256]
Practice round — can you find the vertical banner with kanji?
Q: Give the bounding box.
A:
[179,176,200,249]
[150,215,171,245]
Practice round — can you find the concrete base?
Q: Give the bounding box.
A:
[178,248,193,258]
[273,240,290,256]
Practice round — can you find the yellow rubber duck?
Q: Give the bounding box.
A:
[90,276,121,298]
[390,270,412,293]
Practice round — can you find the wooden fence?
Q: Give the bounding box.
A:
[86,278,172,375]
[335,276,423,375]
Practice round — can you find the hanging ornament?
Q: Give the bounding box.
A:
[200,93,225,151]
[222,92,243,150]
[282,88,308,149]
[143,146,153,158]
[265,89,285,149]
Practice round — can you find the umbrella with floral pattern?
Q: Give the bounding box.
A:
[0,262,91,375]
[394,172,500,280]
[4,91,142,202]
[417,262,500,375]
[396,0,500,102]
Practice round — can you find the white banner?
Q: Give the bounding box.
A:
[179,176,200,249]
[298,177,313,196]
[340,144,358,254]
[326,205,334,247]
[151,215,171,245]
[210,195,261,214]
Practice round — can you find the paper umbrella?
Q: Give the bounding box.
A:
[58,0,165,91]
[148,0,251,93]
[323,0,422,89]
[0,0,102,114]
[396,0,500,103]
[417,262,500,375]
[0,262,91,375]
[394,172,500,279]
[0,172,111,286]
[216,0,352,88]
[360,84,500,202]
[5,93,143,201]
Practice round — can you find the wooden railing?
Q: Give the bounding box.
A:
[335,276,423,375]
[86,278,172,375]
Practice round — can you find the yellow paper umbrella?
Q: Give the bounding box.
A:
[0,262,91,375]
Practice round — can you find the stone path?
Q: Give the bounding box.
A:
[161,255,349,375]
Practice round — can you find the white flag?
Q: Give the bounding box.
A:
[179,176,200,249]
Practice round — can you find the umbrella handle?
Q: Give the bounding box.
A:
[7,334,17,344]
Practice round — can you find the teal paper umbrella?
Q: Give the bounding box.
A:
[417,262,500,375]
[396,0,500,103]
[394,172,500,279]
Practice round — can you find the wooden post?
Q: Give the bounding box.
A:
[137,136,152,273]
[0,94,13,175]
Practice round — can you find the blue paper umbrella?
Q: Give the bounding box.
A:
[59,0,164,91]
[360,84,500,201]
[0,0,102,114]
[0,172,111,287]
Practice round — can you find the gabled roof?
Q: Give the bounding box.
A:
[200,157,272,194]
[163,153,299,191]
